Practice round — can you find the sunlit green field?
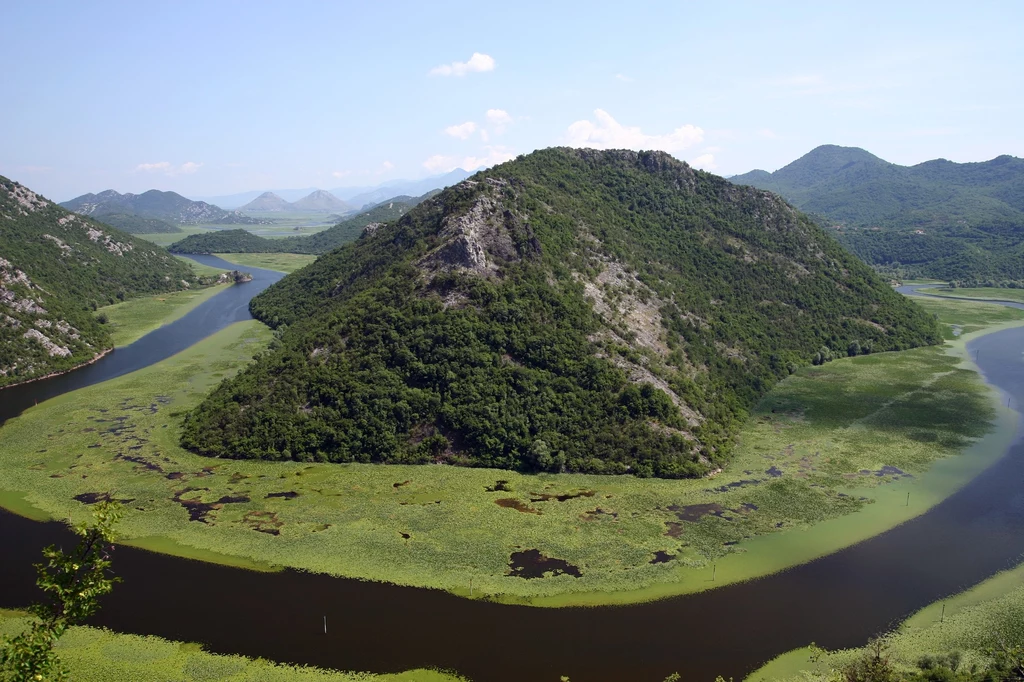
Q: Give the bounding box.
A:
[136,226,215,248]
[748,559,1024,681]
[98,285,229,347]
[177,254,228,277]
[214,252,318,273]
[0,609,462,682]
[0,297,1017,605]
[921,286,1024,305]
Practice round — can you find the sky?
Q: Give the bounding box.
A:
[1,0,1022,202]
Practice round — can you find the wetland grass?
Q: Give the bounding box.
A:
[747,559,1024,682]
[213,252,318,274]
[919,286,1024,305]
[0,609,463,682]
[0,294,1017,605]
[97,284,230,347]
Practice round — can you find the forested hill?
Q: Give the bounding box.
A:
[92,213,181,234]
[731,145,1024,281]
[168,194,430,255]
[61,189,268,226]
[0,176,204,386]
[181,147,939,478]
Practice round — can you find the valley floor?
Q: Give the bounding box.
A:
[0,298,1018,606]
[212,252,318,273]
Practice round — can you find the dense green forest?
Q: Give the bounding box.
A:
[168,194,432,254]
[731,145,1024,280]
[0,176,207,386]
[181,148,939,478]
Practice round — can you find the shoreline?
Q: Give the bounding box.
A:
[0,346,113,393]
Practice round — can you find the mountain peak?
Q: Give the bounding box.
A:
[180,146,938,478]
[291,189,350,212]
[239,192,290,212]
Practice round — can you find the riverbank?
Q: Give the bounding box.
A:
[0,608,464,682]
[98,284,230,347]
[747,558,1024,681]
[0,296,1017,607]
[0,347,113,393]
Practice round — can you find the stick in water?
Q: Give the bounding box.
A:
[324,616,327,634]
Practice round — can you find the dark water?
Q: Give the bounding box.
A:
[1,280,1023,682]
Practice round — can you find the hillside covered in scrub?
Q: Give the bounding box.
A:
[181,148,940,477]
[731,145,1024,281]
[0,176,205,386]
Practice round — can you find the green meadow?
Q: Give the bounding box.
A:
[748,559,1024,681]
[0,609,462,682]
[98,284,229,347]
[0,296,1018,605]
[920,286,1024,305]
[136,226,216,248]
[213,252,318,273]
[177,254,230,277]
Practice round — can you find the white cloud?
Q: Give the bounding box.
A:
[135,161,171,172]
[485,108,513,135]
[480,129,490,142]
[689,154,716,170]
[565,110,704,154]
[614,73,633,82]
[462,146,516,171]
[332,170,353,179]
[423,155,459,173]
[757,128,780,139]
[485,109,512,125]
[381,160,394,171]
[429,52,495,77]
[444,121,478,139]
[422,146,516,174]
[135,161,202,176]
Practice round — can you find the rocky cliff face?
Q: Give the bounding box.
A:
[0,176,201,386]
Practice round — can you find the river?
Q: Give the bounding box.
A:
[1,274,1022,682]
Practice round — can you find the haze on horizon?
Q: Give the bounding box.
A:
[1,0,1021,202]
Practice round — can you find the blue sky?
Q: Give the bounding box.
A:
[1,0,1022,201]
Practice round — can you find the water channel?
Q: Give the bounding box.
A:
[1,274,1023,682]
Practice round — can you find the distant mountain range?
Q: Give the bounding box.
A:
[169,190,439,255]
[60,189,269,227]
[193,168,471,211]
[240,189,352,213]
[731,145,1024,281]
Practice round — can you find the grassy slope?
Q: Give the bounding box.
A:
[97,285,229,347]
[748,560,1024,681]
[0,610,462,682]
[214,253,317,274]
[0,297,1015,606]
